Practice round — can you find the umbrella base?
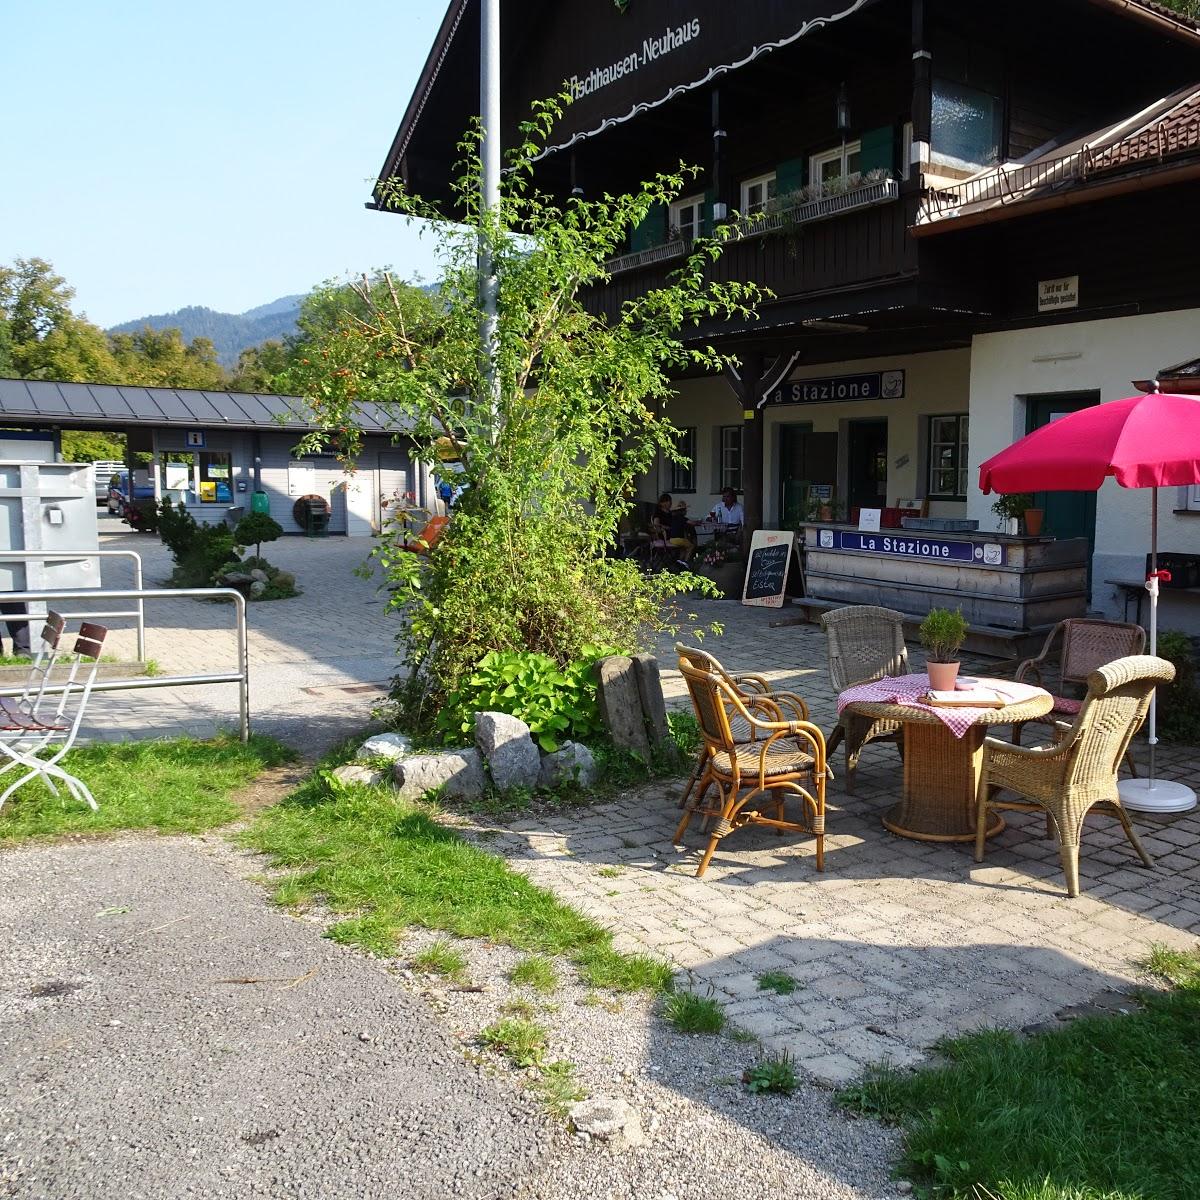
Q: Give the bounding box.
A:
[1118,777,1197,815]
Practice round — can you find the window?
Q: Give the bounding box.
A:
[740,172,777,216]
[669,194,705,241]
[931,79,1002,170]
[198,451,232,503]
[719,425,743,492]
[810,141,862,188]
[671,427,696,493]
[928,415,969,499]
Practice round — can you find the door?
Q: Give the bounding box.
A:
[1026,393,1099,552]
[378,451,411,528]
[847,419,888,513]
[777,424,837,527]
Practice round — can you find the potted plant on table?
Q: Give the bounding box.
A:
[920,607,969,691]
[991,492,1043,536]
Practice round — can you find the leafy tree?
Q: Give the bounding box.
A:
[228,340,289,393]
[233,511,283,559]
[0,257,119,382]
[286,101,764,728]
[60,429,126,462]
[109,326,226,390]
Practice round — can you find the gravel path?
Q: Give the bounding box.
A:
[0,833,903,1199]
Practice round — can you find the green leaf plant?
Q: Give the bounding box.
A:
[284,94,767,735]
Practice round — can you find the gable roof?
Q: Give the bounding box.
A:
[0,378,400,435]
[915,82,1200,235]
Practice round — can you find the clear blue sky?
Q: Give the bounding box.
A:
[2,0,445,328]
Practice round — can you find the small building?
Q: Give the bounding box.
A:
[0,378,429,536]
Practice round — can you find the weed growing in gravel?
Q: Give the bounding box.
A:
[412,940,468,982]
[596,866,623,879]
[502,998,539,1019]
[579,991,623,1013]
[744,1053,798,1096]
[664,991,726,1035]
[242,743,673,995]
[478,1018,547,1069]
[729,1028,758,1045]
[0,734,294,842]
[757,970,801,996]
[532,1060,587,1118]
[510,955,558,994]
[840,945,1200,1200]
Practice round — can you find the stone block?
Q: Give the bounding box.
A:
[539,741,598,790]
[595,656,650,756]
[474,711,541,792]
[331,763,388,788]
[568,1097,645,1150]
[633,653,670,747]
[394,749,486,801]
[356,732,414,762]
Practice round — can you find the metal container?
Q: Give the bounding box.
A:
[0,461,99,592]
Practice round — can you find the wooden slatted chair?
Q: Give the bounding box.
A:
[1012,618,1146,774]
[674,658,827,879]
[673,643,812,810]
[0,621,108,812]
[975,655,1173,897]
[819,605,908,793]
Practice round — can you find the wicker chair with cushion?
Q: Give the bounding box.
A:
[975,654,1174,897]
[674,643,811,809]
[673,659,827,879]
[1012,618,1146,774]
[819,605,909,793]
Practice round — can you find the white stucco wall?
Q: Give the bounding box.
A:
[643,348,972,524]
[968,308,1200,629]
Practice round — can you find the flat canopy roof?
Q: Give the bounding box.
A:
[0,378,401,436]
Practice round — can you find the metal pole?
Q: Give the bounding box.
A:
[234,591,250,743]
[132,553,145,663]
[479,0,501,440]
[1147,485,1160,786]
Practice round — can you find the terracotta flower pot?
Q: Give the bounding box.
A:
[927,661,961,691]
[1023,508,1044,537]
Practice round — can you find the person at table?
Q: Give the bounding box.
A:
[668,500,697,564]
[712,488,745,529]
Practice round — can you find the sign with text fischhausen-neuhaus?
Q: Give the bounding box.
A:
[763,370,905,407]
[517,1,875,151]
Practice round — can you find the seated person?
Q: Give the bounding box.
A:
[668,501,696,564]
[712,488,745,529]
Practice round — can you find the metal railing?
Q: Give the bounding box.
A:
[0,549,145,660]
[0,586,250,742]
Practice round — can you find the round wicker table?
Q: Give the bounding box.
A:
[843,682,1053,842]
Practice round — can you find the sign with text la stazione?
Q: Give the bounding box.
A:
[516,0,876,152]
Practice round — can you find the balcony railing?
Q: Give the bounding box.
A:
[605,176,901,275]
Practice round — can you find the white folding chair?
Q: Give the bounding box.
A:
[0,621,107,812]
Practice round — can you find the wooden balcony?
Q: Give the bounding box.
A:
[591,182,918,326]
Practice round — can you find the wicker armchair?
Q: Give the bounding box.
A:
[819,605,909,793]
[975,655,1174,897]
[1013,618,1146,774]
[674,644,811,809]
[674,658,827,878]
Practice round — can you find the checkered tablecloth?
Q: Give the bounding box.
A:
[837,674,1047,739]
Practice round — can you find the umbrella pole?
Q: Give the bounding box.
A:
[1119,484,1196,813]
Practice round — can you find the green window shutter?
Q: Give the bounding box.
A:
[775,156,806,200]
[859,125,895,175]
[630,202,665,252]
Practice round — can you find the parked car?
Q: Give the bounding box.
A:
[107,472,154,514]
[92,460,126,506]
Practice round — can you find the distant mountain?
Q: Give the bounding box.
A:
[108,294,304,368]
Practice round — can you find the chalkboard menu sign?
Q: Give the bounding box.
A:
[742,531,797,608]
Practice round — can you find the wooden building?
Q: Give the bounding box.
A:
[379,0,1200,627]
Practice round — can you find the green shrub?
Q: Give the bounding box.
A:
[744,1052,798,1095]
[1155,630,1200,744]
[663,990,725,1034]
[437,646,617,752]
[233,512,284,559]
[156,499,236,588]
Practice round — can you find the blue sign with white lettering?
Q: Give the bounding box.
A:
[817,529,1006,567]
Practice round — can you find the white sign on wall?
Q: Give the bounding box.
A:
[1037,276,1079,313]
[287,462,316,497]
[185,430,206,448]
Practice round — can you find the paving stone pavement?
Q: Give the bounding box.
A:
[71,520,401,751]
[476,598,1200,1085]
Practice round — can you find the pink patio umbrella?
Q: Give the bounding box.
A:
[978,387,1200,814]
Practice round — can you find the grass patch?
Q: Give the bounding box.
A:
[411,939,468,982]
[0,733,294,842]
[840,945,1200,1200]
[663,990,726,1034]
[757,970,800,996]
[533,1059,586,1118]
[478,1017,547,1069]
[744,1051,798,1096]
[597,865,623,879]
[510,954,559,994]
[240,748,672,993]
